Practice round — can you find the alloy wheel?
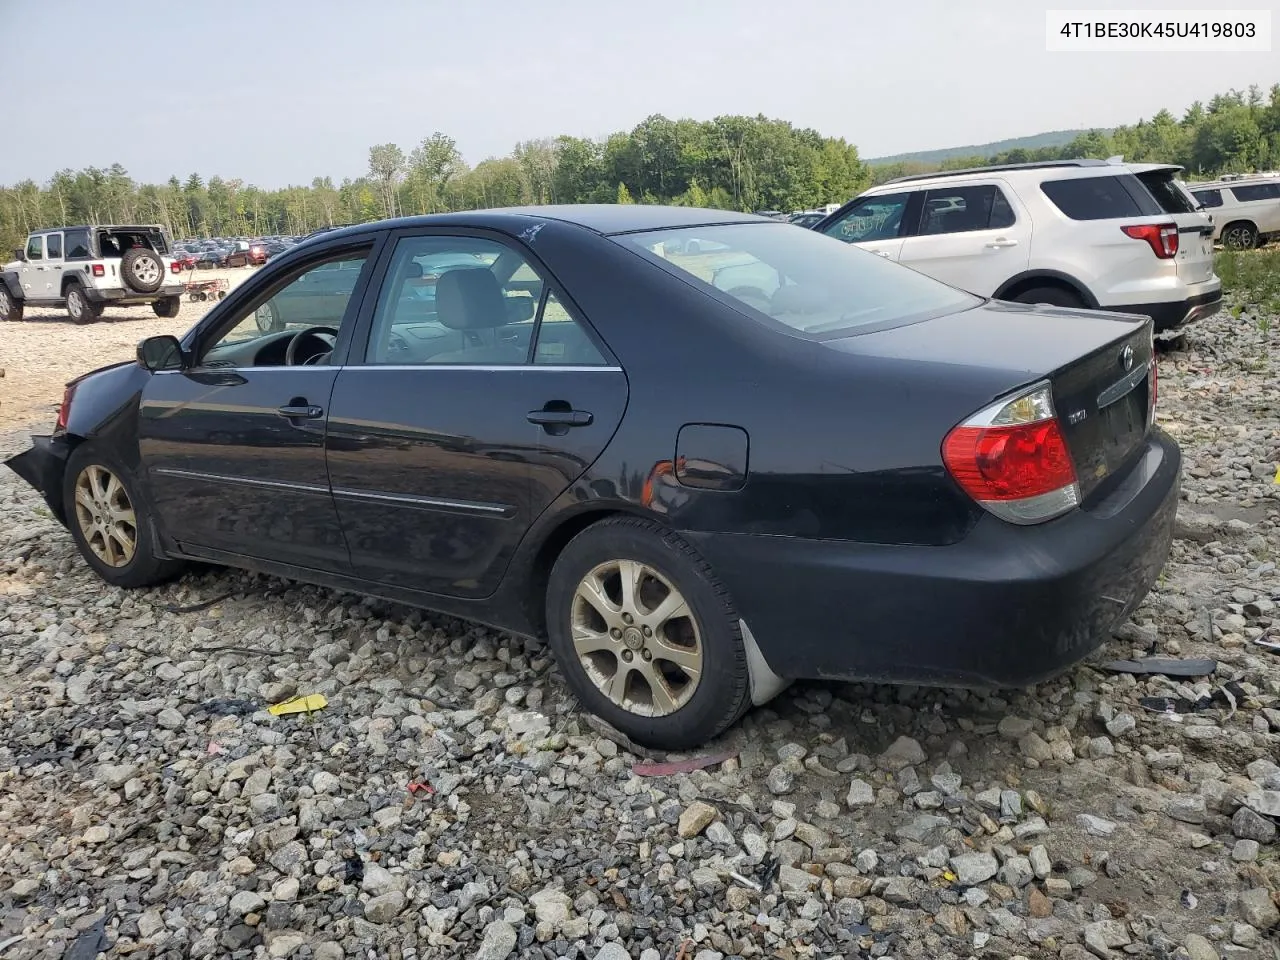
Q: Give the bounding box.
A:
[133,257,161,286]
[570,559,703,716]
[73,464,138,567]
[1223,226,1255,250]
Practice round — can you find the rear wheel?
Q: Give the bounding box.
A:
[1010,285,1086,309]
[1221,221,1259,250]
[545,517,751,750]
[153,296,181,318]
[65,284,102,324]
[0,286,22,322]
[63,444,185,589]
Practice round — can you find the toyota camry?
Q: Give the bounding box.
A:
[5,205,1179,749]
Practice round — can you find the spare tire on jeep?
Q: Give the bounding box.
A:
[121,247,165,293]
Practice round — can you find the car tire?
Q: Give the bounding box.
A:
[121,247,165,293]
[1010,286,1086,309]
[153,296,181,318]
[65,284,102,324]
[63,443,186,589]
[545,516,751,750]
[1221,221,1259,250]
[0,286,23,322]
[255,300,283,333]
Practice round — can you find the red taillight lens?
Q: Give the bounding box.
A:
[1122,223,1178,259]
[91,263,105,277]
[942,382,1080,525]
[56,383,77,432]
[170,261,181,274]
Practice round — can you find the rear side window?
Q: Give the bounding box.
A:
[1040,175,1163,220]
[1191,189,1223,209]
[65,229,91,259]
[920,185,1016,235]
[1231,182,1280,202]
[46,233,63,259]
[1136,172,1198,214]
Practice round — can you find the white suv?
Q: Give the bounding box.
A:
[1187,174,1280,249]
[0,224,184,324]
[816,159,1221,333]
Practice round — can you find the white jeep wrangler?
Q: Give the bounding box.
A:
[0,225,185,324]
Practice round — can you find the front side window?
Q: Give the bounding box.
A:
[821,193,911,243]
[1191,189,1223,208]
[45,233,63,259]
[25,236,43,261]
[364,235,606,366]
[202,248,372,366]
[919,185,1016,235]
[620,221,978,338]
[1231,182,1280,202]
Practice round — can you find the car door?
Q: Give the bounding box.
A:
[817,192,917,261]
[325,229,628,598]
[136,236,383,571]
[19,234,44,300]
[42,232,65,299]
[896,182,1031,295]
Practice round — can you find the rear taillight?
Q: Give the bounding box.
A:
[942,381,1079,525]
[170,261,181,274]
[56,382,78,432]
[1122,222,1178,259]
[91,263,105,277]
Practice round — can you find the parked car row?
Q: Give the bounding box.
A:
[171,235,305,270]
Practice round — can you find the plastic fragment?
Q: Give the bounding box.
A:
[407,781,435,796]
[268,694,328,716]
[1100,657,1216,678]
[632,749,737,776]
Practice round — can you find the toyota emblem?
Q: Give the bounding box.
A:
[1120,344,1134,371]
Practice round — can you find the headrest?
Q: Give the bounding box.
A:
[402,260,424,279]
[435,268,508,330]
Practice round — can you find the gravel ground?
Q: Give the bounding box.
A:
[0,282,1278,960]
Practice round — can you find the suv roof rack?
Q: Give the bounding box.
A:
[884,158,1112,186]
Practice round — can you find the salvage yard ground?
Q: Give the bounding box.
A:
[0,254,1278,959]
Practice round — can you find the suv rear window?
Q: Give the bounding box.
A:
[1231,182,1280,202]
[1040,174,1163,221]
[1135,171,1199,215]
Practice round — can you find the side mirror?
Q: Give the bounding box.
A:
[14,248,27,262]
[137,335,187,372]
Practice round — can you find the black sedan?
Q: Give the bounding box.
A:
[5,205,1179,749]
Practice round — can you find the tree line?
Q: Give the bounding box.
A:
[871,85,1280,185]
[2,84,1277,255]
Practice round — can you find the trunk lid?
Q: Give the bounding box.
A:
[824,299,1155,503]
[1130,164,1216,285]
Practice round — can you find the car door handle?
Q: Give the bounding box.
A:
[875,251,892,258]
[527,409,592,427]
[277,404,324,419]
[985,238,1019,248]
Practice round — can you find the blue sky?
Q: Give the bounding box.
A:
[2,0,1274,187]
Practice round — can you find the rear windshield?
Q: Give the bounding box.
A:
[615,221,979,338]
[1040,174,1163,221]
[1135,171,1199,214]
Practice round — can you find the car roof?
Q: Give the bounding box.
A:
[301,205,767,246]
[1190,173,1280,189]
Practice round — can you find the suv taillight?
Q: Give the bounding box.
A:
[56,382,78,432]
[1122,222,1178,259]
[91,264,105,277]
[942,381,1079,525]
[170,261,181,274]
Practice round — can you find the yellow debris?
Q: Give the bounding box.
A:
[268,694,328,716]
[1274,464,1280,485]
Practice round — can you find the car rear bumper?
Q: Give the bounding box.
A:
[4,435,73,524]
[685,429,1181,689]
[1102,287,1222,332]
[87,283,185,303]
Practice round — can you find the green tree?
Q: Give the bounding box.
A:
[616,182,634,204]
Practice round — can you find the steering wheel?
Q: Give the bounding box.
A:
[284,326,339,366]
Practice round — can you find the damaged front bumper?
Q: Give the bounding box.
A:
[5,435,73,525]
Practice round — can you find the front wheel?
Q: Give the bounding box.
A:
[0,286,23,322]
[65,285,102,324]
[545,517,751,750]
[63,444,186,589]
[153,296,181,318]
